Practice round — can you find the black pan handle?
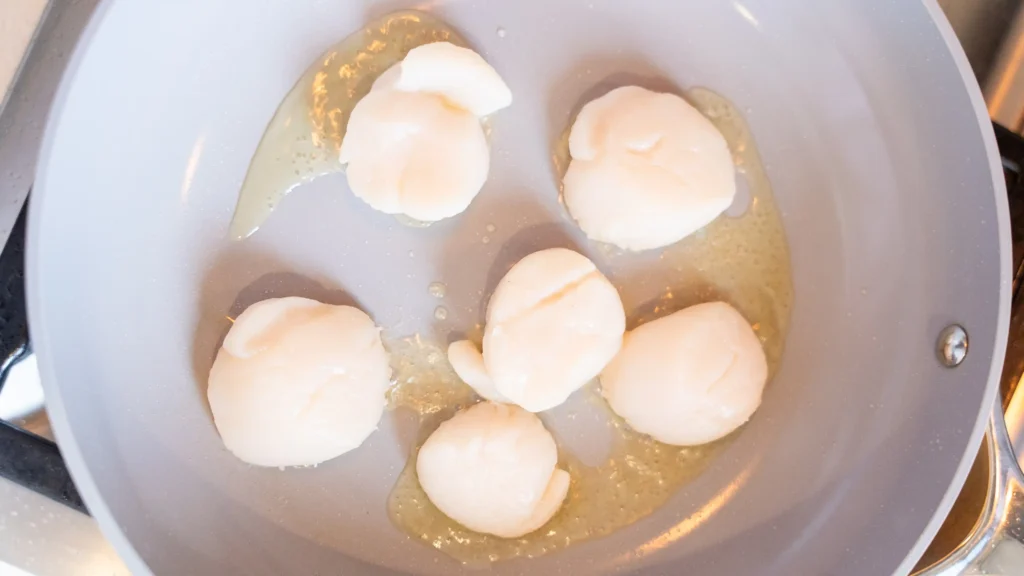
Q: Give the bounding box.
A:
[0,201,32,389]
[0,0,102,513]
[0,202,86,513]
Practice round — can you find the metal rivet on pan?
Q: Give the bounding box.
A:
[937,324,968,367]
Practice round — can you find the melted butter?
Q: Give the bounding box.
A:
[555,87,793,372]
[662,87,793,374]
[387,88,793,564]
[389,382,730,565]
[385,335,476,417]
[228,11,465,239]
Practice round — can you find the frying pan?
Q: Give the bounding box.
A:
[25,0,1016,574]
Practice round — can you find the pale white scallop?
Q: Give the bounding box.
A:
[416,401,570,538]
[563,85,736,251]
[448,248,625,412]
[389,42,512,116]
[339,90,489,222]
[447,340,508,403]
[600,301,768,446]
[339,42,511,222]
[207,297,391,467]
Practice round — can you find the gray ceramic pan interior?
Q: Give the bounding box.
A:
[27,1,1010,575]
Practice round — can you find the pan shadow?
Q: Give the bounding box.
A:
[476,221,586,324]
[389,400,469,461]
[617,270,725,331]
[384,188,588,454]
[431,188,576,343]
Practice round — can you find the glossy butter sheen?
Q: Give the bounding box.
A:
[228,12,465,239]
[387,89,793,564]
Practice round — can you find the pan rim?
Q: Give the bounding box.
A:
[24,1,154,574]
[887,1,1012,574]
[23,1,1013,575]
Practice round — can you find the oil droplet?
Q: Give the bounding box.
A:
[481,236,491,244]
[395,214,434,228]
[496,27,507,38]
[434,306,449,320]
[485,223,496,233]
[228,11,465,239]
[428,282,447,298]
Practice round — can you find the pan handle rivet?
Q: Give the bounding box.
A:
[937,324,968,367]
